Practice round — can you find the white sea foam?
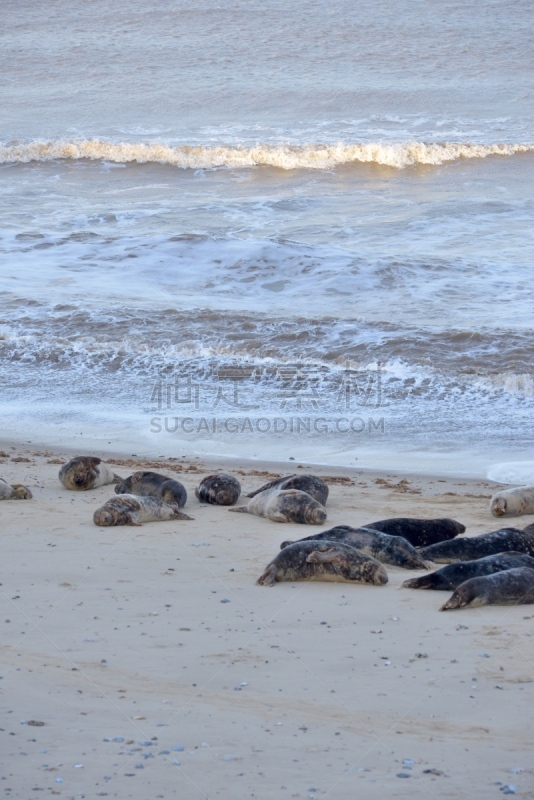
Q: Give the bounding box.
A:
[1,140,533,170]
[487,463,534,485]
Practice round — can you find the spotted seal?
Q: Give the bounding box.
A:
[490,486,534,518]
[257,540,388,586]
[93,494,193,526]
[0,478,32,500]
[280,525,427,570]
[59,456,122,491]
[440,567,534,611]
[115,471,187,508]
[362,517,465,548]
[195,473,241,506]
[246,474,328,506]
[229,489,326,524]
[419,527,534,564]
[402,551,534,590]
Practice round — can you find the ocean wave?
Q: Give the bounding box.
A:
[1,139,533,170]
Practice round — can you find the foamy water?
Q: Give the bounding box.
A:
[1,0,533,475]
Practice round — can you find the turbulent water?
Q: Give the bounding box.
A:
[1,0,533,475]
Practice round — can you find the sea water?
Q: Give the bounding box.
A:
[1,0,533,477]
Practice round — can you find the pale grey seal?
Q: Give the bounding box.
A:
[419,527,534,563]
[247,474,328,506]
[0,478,32,500]
[257,540,388,586]
[195,473,241,505]
[440,567,534,611]
[59,456,122,491]
[402,551,534,590]
[230,488,326,524]
[280,525,427,570]
[490,486,534,518]
[362,517,465,547]
[93,494,193,526]
[115,471,187,507]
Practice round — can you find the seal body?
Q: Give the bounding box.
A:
[115,471,187,508]
[0,478,32,500]
[230,489,327,524]
[280,525,427,570]
[195,473,241,506]
[247,474,329,506]
[363,517,465,547]
[257,540,388,586]
[419,528,533,563]
[403,551,534,590]
[440,567,534,610]
[59,456,122,491]
[490,486,534,518]
[93,494,193,526]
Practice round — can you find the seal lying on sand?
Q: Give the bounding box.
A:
[419,528,534,563]
[59,456,122,491]
[280,525,427,570]
[362,517,465,548]
[229,489,326,524]
[402,551,534,591]
[196,473,241,505]
[440,567,534,611]
[257,540,388,586]
[247,474,328,506]
[490,486,534,518]
[93,494,193,526]
[0,478,32,500]
[115,471,187,507]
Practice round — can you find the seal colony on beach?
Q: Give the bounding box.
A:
[280,525,428,570]
[196,473,241,505]
[440,567,534,610]
[115,471,187,508]
[418,527,534,563]
[93,494,193,526]
[257,540,388,586]
[247,474,329,506]
[59,456,122,491]
[229,488,327,524]
[363,517,465,548]
[490,486,534,518]
[402,551,534,591]
[0,478,32,500]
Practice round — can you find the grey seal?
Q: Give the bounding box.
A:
[0,478,32,500]
[59,456,122,491]
[257,540,388,586]
[195,473,241,506]
[229,489,326,524]
[419,527,534,563]
[280,525,427,570]
[362,517,465,548]
[402,551,534,591]
[247,474,328,506]
[440,567,534,611]
[93,494,193,526]
[115,471,187,507]
[490,486,534,518]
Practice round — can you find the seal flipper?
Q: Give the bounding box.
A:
[171,510,194,520]
[306,548,345,565]
[228,506,250,514]
[246,475,294,498]
[111,473,123,483]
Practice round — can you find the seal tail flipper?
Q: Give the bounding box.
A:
[173,511,194,520]
[306,548,344,565]
[246,476,292,498]
[112,473,123,483]
[257,565,278,586]
[228,506,250,513]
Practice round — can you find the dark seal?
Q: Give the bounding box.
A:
[247,474,328,507]
[402,551,534,591]
[440,567,534,611]
[195,473,241,506]
[257,540,388,586]
[280,525,427,570]
[362,517,465,548]
[419,527,534,564]
[230,489,326,524]
[115,471,187,508]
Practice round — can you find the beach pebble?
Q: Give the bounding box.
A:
[173,745,185,752]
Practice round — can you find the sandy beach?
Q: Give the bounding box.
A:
[1,443,534,799]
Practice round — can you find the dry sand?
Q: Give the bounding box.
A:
[1,443,534,799]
